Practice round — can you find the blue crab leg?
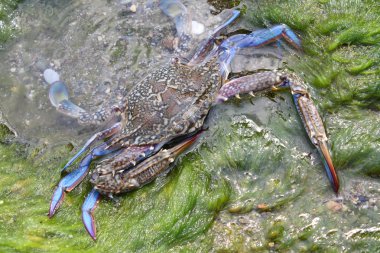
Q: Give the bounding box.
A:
[45,68,122,125]
[232,24,301,49]
[218,72,339,192]
[187,9,240,66]
[217,34,247,80]
[218,24,301,78]
[286,78,339,193]
[49,143,115,218]
[82,189,101,240]
[44,69,87,119]
[49,81,88,118]
[216,70,286,102]
[62,122,122,172]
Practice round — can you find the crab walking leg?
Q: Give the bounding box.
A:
[44,68,123,125]
[81,189,101,240]
[217,34,246,80]
[289,80,339,193]
[234,24,301,49]
[217,72,339,192]
[44,68,87,119]
[217,24,301,78]
[62,122,122,172]
[49,143,115,217]
[93,145,160,177]
[93,131,203,194]
[49,87,86,117]
[216,71,286,103]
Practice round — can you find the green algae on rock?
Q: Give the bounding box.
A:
[0,0,23,44]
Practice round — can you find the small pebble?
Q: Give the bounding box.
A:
[43,69,60,84]
[257,203,270,211]
[237,217,250,225]
[130,4,137,12]
[326,200,347,212]
[35,60,49,71]
[53,60,61,68]
[192,20,205,35]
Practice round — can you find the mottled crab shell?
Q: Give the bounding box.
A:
[110,59,221,147]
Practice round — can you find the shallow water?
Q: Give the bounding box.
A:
[0,0,379,252]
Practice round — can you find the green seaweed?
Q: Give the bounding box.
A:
[0,0,23,44]
[248,0,380,111]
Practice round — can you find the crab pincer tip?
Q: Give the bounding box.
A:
[83,214,96,241]
[318,143,340,194]
[82,211,97,241]
[49,187,65,218]
[82,189,101,241]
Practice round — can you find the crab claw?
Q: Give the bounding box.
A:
[49,143,114,217]
[82,189,101,240]
[49,155,92,217]
[318,141,339,193]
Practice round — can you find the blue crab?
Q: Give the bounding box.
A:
[45,0,339,240]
